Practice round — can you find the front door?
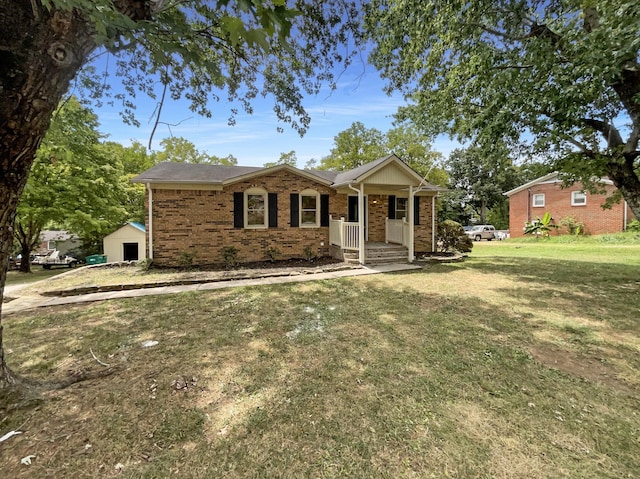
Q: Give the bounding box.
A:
[347,195,368,240]
[123,242,139,261]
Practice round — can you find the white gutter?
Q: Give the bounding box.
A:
[348,183,365,265]
[432,195,436,253]
[147,183,153,260]
[408,185,415,262]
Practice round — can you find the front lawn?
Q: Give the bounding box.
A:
[1,241,639,478]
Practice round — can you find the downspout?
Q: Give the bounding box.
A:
[432,194,436,253]
[348,182,365,265]
[408,185,415,262]
[623,200,628,230]
[147,183,153,260]
[527,189,531,223]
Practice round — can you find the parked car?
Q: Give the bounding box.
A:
[465,224,496,241]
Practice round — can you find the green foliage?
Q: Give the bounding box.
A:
[626,219,640,233]
[317,122,448,187]
[264,150,298,168]
[524,212,559,239]
[364,0,640,218]
[66,0,363,137]
[178,251,196,269]
[14,98,135,271]
[560,216,586,236]
[221,246,239,269]
[319,122,387,171]
[486,203,509,231]
[263,247,281,263]
[302,245,317,261]
[437,220,473,253]
[155,137,237,165]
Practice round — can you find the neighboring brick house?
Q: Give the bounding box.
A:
[132,154,443,267]
[505,173,635,238]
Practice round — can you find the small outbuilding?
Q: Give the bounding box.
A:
[103,222,146,263]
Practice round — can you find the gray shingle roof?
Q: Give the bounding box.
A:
[131,155,444,191]
[131,162,264,183]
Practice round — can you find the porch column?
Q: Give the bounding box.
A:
[358,183,365,264]
[408,185,415,262]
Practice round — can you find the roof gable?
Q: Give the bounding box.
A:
[332,154,426,187]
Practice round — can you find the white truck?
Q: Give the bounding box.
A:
[40,250,79,269]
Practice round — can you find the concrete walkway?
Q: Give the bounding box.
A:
[2,263,421,315]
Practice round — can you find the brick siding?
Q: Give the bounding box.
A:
[508,181,634,237]
[146,170,436,267]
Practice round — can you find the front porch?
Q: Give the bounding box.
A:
[329,216,412,264]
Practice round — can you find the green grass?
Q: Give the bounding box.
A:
[1,241,639,478]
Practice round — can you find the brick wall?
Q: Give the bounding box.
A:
[508,181,633,237]
[147,171,436,266]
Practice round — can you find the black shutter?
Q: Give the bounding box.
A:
[290,193,299,227]
[233,192,244,228]
[388,195,396,219]
[348,196,358,222]
[414,196,420,225]
[268,193,278,228]
[320,194,330,227]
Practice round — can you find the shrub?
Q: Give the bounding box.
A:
[221,246,239,268]
[138,258,154,271]
[560,216,585,236]
[303,245,317,261]
[178,251,196,269]
[263,247,281,263]
[626,219,640,232]
[437,220,473,253]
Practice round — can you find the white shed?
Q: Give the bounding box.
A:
[103,222,146,263]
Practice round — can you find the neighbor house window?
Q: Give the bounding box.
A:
[532,193,545,207]
[300,189,320,227]
[395,197,408,220]
[571,191,587,206]
[245,187,268,228]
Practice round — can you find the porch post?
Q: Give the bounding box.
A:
[358,183,365,264]
[408,185,415,262]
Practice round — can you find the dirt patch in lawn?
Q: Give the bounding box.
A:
[529,344,634,393]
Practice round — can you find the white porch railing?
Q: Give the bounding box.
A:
[385,217,410,246]
[329,215,360,250]
[386,218,404,245]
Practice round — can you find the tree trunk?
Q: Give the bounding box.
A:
[19,245,33,273]
[0,2,97,388]
[605,157,640,222]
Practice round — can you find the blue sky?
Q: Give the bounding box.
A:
[94,60,460,168]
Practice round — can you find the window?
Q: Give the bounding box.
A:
[532,193,545,207]
[571,191,587,206]
[300,189,320,227]
[395,197,408,220]
[244,187,268,228]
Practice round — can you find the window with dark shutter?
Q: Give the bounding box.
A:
[413,196,420,225]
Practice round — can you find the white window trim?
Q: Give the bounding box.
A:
[299,189,320,228]
[532,193,545,207]
[244,187,268,229]
[395,197,408,220]
[571,191,587,206]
